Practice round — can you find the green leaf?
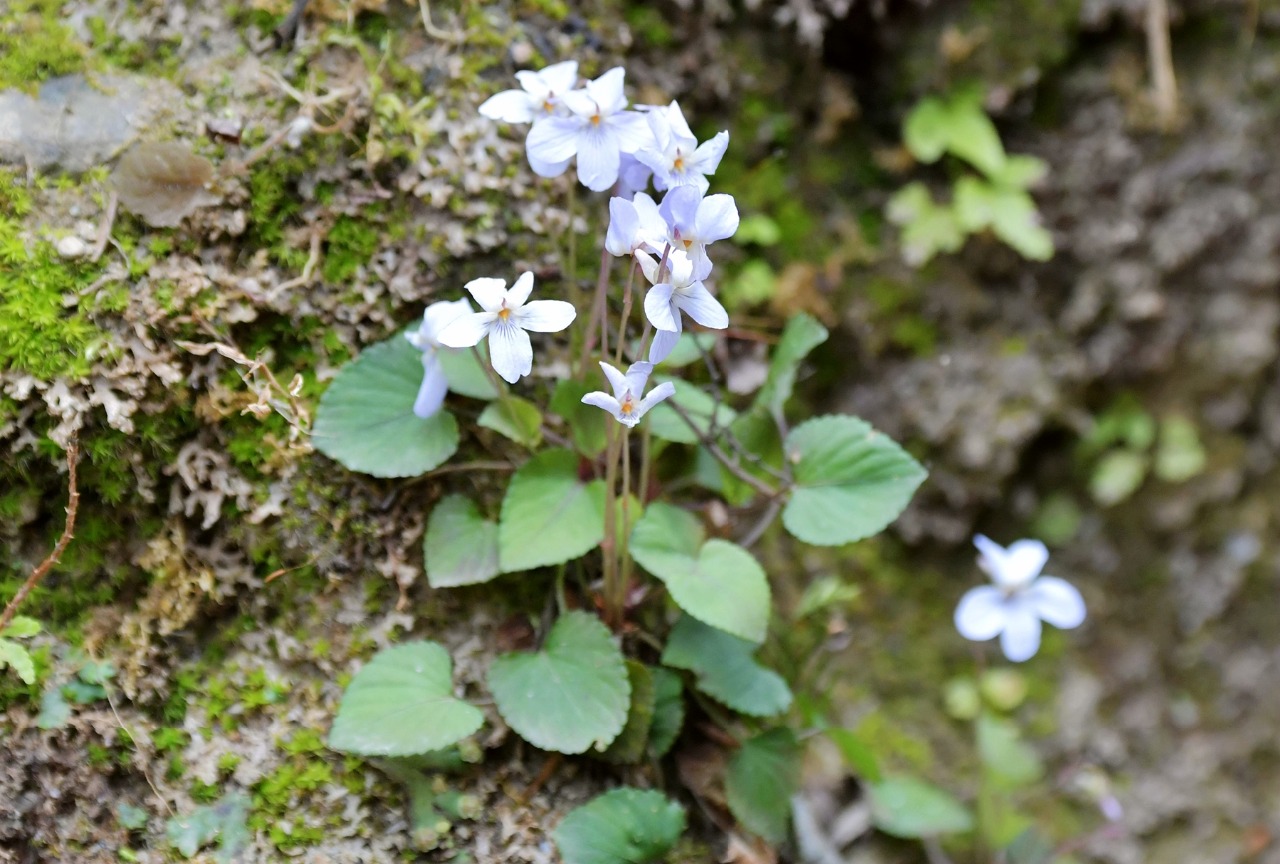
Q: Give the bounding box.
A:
[903,97,951,163]
[987,187,1053,262]
[554,788,686,864]
[868,776,974,838]
[1155,415,1206,482]
[488,611,630,754]
[1089,449,1148,507]
[782,415,927,546]
[660,616,791,717]
[550,379,608,457]
[117,802,149,831]
[794,575,860,619]
[599,661,656,764]
[826,728,882,783]
[646,378,738,445]
[423,495,500,588]
[989,154,1048,189]
[886,183,965,266]
[736,214,782,246]
[726,729,801,844]
[630,503,770,643]
[165,794,250,862]
[437,344,499,400]
[312,335,459,478]
[37,684,70,729]
[329,642,483,756]
[647,667,684,758]
[478,396,543,447]
[0,638,35,685]
[716,409,784,506]
[0,615,41,639]
[498,449,606,573]
[945,103,1007,177]
[976,713,1043,788]
[755,313,828,417]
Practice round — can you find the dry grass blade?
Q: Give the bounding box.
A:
[111,141,219,227]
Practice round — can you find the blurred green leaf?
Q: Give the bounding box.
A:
[726,729,801,843]
[661,616,791,717]
[555,788,685,864]
[976,713,1043,788]
[478,396,543,447]
[868,776,973,838]
[1155,415,1206,482]
[1089,449,1148,507]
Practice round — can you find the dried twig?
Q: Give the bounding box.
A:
[1145,0,1179,129]
[0,440,80,635]
[665,401,779,498]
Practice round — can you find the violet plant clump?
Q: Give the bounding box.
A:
[314,57,935,861]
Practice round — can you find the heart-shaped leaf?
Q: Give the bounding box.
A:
[599,661,656,765]
[487,611,629,754]
[555,788,686,864]
[312,334,459,478]
[630,503,770,643]
[726,729,801,844]
[499,449,606,573]
[329,642,482,756]
[660,616,791,718]
[423,495,499,588]
[782,415,926,546]
[436,344,499,400]
[478,396,543,447]
[647,667,684,758]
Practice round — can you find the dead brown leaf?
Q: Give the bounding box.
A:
[111,141,219,227]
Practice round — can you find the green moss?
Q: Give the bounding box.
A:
[321,215,382,284]
[0,0,90,92]
[249,731,351,852]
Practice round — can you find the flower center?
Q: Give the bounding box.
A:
[673,153,685,172]
[620,393,635,415]
[682,238,693,249]
[543,99,554,113]
[498,305,512,321]
[590,113,602,126]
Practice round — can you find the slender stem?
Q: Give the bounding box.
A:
[0,440,79,635]
[637,425,652,505]
[471,345,515,415]
[617,427,633,615]
[737,497,783,549]
[554,564,567,616]
[665,401,780,498]
[579,247,613,376]
[614,259,638,367]
[600,423,622,629]
[1145,0,1179,129]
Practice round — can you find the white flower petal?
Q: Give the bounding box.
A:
[527,148,572,179]
[648,325,681,364]
[611,111,655,154]
[636,380,676,417]
[674,282,729,329]
[606,197,639,257]
[413,356,449,419]
[695,193,740,243]
[1001,540,1050,586]
[623,361,654,396]
[515,299,576,333]
[479,89,535,124]
[664,101,695,142]
[576,126,621,192]
[526,117,581,166]
[664,250,697,288]
[560,88,599,118]
[537,60,579,95]
[582,391,623,420]
[616,154,653,198]
[954,585,1008,641]
[1027,576,1086,630]
[488,321,533,383]
[999,603,1043,663]
[507,271,535,309]
[690,130,729,176]
[635,250,662,285]
[689,246,714,282]
[586,67,627,114]
[437,312,494,348]
[420,298,474,344]
[463,277,507,312]
[660,185,701,235]
[599,361,629,399]
[643,283,679,332]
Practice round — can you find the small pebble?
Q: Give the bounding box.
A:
[55,235,88,259]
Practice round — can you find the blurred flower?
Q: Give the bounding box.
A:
[581,360,675,427]
[404,298,472,418]
[658,185,740,279]
[525,67,652,191]
[637,249,728,364]
[615,152,654,198]
[636,101,728,194]
[954,535,1086,662]
[437,272,576,384]
[478,60,579,124]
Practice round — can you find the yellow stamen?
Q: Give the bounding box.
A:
[590,114,602,126]
[498,306,511,321]
[621,394,635,414]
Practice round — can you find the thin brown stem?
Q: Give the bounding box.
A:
[617,427,633,615]
[600,423,622,629]
[664,401,779,499]
[579,247,613,376]
[1145,0,1179,130]
[0,440,80,635]
[614,259,638,367]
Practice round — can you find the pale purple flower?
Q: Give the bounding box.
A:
[478,60,579,124]
[581,361,675,427]
[637,249,728,364]
[954,535,1086,663]
[605,192,665,258]
[404,298,473,418]
[436,272,576,384]
[524,67,653,191]
[658,185,740,280]
[615,152,654,199]
[636,101,728,194]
